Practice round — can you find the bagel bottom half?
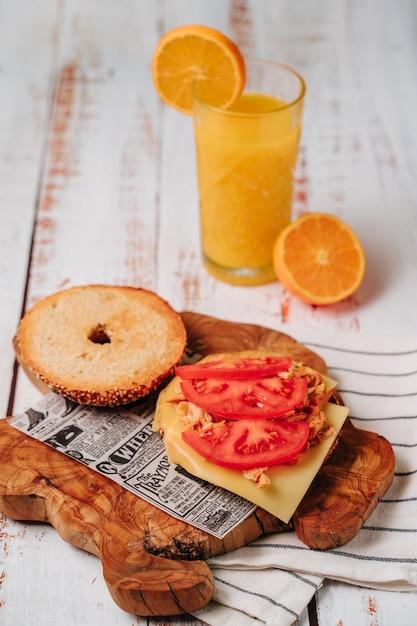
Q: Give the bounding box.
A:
[15,284,187,407]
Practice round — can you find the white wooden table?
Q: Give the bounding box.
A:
[1,1,416,624]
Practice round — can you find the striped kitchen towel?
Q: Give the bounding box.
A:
[192,331,417,626]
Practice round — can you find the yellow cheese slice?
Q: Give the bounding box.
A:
[153,366,349,523]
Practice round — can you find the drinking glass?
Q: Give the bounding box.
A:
[193,60,306,286]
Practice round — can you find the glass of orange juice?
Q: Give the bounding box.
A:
[192,59,306,286]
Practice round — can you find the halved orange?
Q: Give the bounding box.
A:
[152,24,246,115]
[273,213,366,305]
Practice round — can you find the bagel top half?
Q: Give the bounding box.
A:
[15,284,187,407]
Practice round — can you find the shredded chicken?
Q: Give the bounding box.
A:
[242,467,271,488]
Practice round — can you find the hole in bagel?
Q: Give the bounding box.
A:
[88,323,111,344]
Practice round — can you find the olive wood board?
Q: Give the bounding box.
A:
[0,312,395,617]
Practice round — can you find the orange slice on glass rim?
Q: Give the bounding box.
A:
[151,24,246,115]
[273,213,366,305]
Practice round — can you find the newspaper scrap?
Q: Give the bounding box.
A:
[9,392,256,539]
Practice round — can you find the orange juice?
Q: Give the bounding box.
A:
[192,61,305,286]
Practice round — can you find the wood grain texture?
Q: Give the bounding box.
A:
[0,421,211,616]
[0,0,59,418]
[294,420,395,550]
[0,313,394,616]
[0,419,288,617]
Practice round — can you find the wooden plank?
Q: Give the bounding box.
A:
[0,0,59,418]
[23,0,161,306]
[0,4,64,622]
[316,580,416,626]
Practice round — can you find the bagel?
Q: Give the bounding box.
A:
[15,285,187,407]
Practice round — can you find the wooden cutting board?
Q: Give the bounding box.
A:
[0,312,395,617]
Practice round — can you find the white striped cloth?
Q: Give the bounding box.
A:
[192,331,417,626]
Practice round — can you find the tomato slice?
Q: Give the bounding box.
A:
[180,375,308,419]
[181,419,310,470]
[175,356,292,380]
